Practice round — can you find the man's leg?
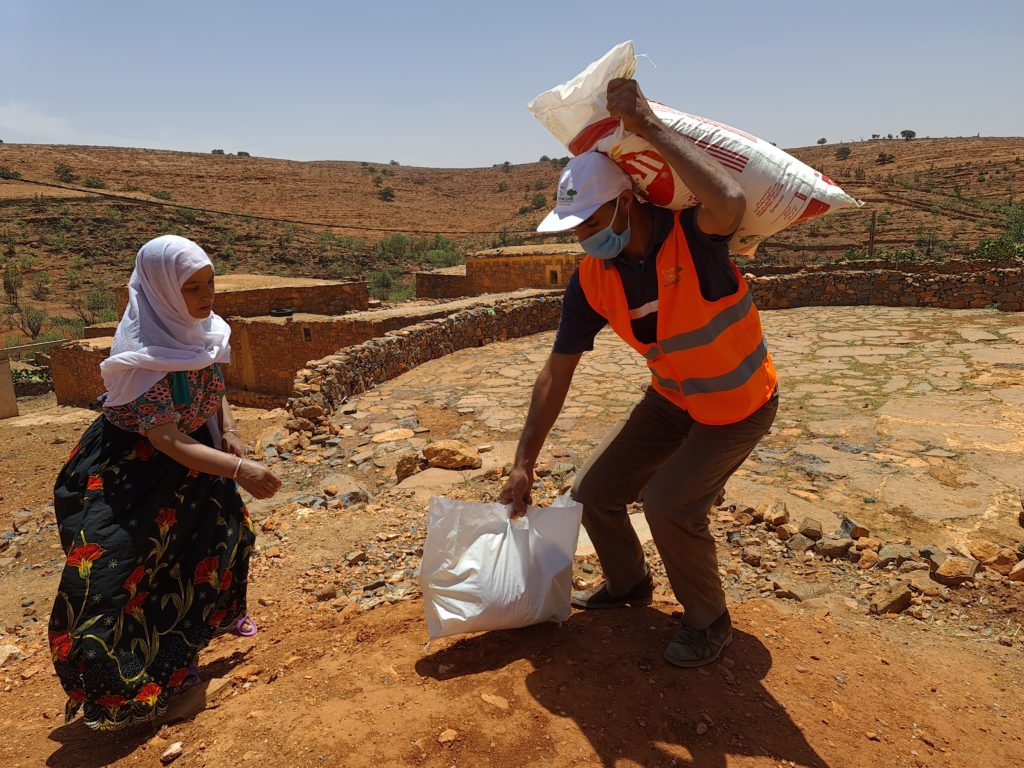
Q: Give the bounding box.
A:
[571,387,694,597]
[643,392,778,660]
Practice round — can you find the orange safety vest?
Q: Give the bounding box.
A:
[579,214,777,425]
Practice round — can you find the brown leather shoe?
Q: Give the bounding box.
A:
[570,570,654,609]
[664,610,733,668]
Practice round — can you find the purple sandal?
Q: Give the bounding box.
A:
[233,614,258,637]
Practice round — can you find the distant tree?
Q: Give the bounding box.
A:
[887,133,894,140]
[900,130,916,141]
[53,164,78,183]
[501,161,512,173]
[237,151,250,157]
[835,146,851,161]
[389,159,400,166]
[378,187,396,202]
[871,134,880,139]
[71,287,117,324]
[817,138,827,145]
[539,155,550,162]
[211,149,225,155]
[13,304,47,340]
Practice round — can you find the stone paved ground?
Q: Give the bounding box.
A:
[349,306,1024,549]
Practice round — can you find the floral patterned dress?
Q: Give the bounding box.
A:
[49,364,255,730]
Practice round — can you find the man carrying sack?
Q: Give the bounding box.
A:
[499,78,778,668]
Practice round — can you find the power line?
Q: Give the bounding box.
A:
[0,176,554,238]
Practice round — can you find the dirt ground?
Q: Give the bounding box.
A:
[2,375,1023,767]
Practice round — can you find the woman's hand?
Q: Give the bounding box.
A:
[222,431,246,458]
[235,459,281,499]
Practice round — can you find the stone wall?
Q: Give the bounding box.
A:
[745,258,1021,277]
[414,270,470,299]
[747,268,1022,311]
[51,339,110,407]
[115,279,368,317]
[416,245,584,298]
[287,295,563,432]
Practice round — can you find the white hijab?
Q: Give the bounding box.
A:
[101,235,232,407]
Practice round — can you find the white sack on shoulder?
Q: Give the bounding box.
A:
[420,495,583,640]
[528,40,861,256]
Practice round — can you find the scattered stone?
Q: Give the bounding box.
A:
[969,541,1018,575]
[160,742,183,765]
[319,473,370,506]
[345,550,368,566]
[786,534,816,554]
[765,503,789,528]
[726,531,745,545]
[372,428,415,444]
[870,583,913,615]
[314,585,338,602]
[1007,561,1024,583]
[771,577,827,602]
[396,452,427,483]
[907,571,942,597]
[476,444,494,453]
[814,537,854,559]
[480,692,510,712]
[858,550,880,570]
[741,547,762,567]
[423,440,483,470]
[855,537,882,552]
[0,645,24,668]
[12,509,33,533]
[798,518,823,541]
[837,515,869,540]
[877,544,917,568]
[695,722,708,736]
[776,523,799,541]
[898,560,929,573]
[932,557,979,586]
[438,728,459,745]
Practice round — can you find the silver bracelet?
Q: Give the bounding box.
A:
[232,457,244,480]
[225,428,239,435]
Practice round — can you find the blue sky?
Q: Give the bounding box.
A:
[1,1,1021,167]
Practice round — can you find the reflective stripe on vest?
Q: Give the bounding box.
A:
[578,212,777,424]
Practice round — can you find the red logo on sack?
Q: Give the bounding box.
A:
[617,150,675,206]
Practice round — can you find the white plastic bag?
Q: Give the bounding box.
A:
[528,40,861,256]
[420,495,583,639]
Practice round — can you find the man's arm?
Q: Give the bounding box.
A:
[499,351,582,517]
[607,78,746,236]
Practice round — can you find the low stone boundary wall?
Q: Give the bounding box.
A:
[116,280,368,318]
[287,295,563,432]
[747,268,1022,311]
[414,270,470,299]
[51,339,109,407]
[743,258,1020,276]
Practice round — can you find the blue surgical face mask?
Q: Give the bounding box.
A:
[579,198,631,260]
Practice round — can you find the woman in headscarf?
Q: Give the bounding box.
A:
[48,235,281,730]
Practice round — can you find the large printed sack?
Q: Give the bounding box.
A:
[528,41,861,256]
[420,495,583,639]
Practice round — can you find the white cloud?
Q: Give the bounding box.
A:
[0,103,76,143]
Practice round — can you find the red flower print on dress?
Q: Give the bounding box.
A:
[137,403,158,415]
[123,566,145,595]
[68,688,86,704]
[133,440,155,461]
[66,443,82,464]
[97,694,128,713]
[219,570,233,591]
[48,630,72,662]
[123,592,149,622]
[134,682,162,707]
[155,507,176,537]
[194,556,221,588]
[66,542,104,579]
[168,667,190,688]
[86,475,103,491]
[207,609,227,628]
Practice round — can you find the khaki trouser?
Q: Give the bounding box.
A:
[571,386,779,630]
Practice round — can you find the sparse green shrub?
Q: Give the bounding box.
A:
[237,151,250,157]
[854,167,865,180]
[835,146,851,161]
[211,149,225,155]
[378,187,396,202]
[496,182,508,193]
[65,267,82,289]
[372,175,383,187]
[3,262,23,304]
[12,304,48,339]
[876,153,896,165]
[151,190,173,200]
[501,161,512,173]
[0,167,21,180]
[83,176,106,189]
[54,164,79,183]
[518,205,530,215]
[71,287,117,324]
[30,272,50,299]
[530,193,547,210]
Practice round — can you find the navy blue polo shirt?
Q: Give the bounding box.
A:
[553,205,739,354]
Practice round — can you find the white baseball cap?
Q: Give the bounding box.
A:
[536,152,630,233]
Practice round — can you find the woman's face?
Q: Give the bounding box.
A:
[180,266,215,319]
